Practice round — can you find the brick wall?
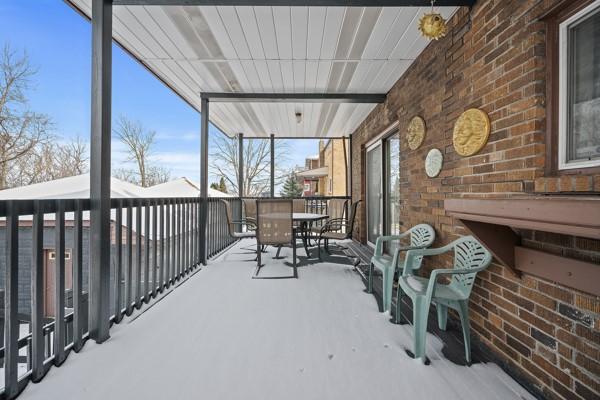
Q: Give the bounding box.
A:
[350,1,600,399]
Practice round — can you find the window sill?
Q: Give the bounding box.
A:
[445,196,600,296]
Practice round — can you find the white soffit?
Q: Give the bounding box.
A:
[67,2,457,138]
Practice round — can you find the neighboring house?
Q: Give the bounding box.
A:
[0,174,229,319]
[296,139,348,197]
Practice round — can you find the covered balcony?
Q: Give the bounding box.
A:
[1,0,599,400]
[18,240,533,400]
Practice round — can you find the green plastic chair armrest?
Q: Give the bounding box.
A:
[374,232,410,256]
[400,245,455,276]
[429,266,487,279]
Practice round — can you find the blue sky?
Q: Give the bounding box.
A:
[0,0,319,187]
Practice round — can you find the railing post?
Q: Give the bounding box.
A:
[54,200,67,366]
[199,97,209,265]
[152,201,158,297]
[126,203,133,316]
[114,200,123,322]
[165,199,171,287]
[31,200,46,382]
[144,201,150,302]
[73,199,84,351]
[270,133,275,197]
[89,0,112,343]
[135,201,142,308]
[159,199,165,292]
[171,199,176,282]
[4,201,20,398]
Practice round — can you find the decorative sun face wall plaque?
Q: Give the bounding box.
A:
[453,108,491,157]
[406,116,426,150]
[425,148,443,178]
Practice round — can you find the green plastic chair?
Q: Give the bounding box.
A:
[396,235,492,364]
[368,224,435,314]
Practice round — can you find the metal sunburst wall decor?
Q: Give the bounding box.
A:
[418,0,448,41]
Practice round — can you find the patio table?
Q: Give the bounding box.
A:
[293,213,328,256]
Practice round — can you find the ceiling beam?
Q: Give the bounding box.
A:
[114,0,475,6]
[200,92,386,103]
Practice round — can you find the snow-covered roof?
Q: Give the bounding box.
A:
[0,174,232,200]
[145,177,233,198]
[0,173,145,200]
[296,167,329,179]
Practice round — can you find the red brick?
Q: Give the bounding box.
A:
[348,1,600,399]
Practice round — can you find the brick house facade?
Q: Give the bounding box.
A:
[350,1,599,399]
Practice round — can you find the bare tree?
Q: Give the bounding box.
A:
[113,115,170,187]
[0,44,52,188]
[6,137,89,187]
[7,143,52,187]
[113,167,138,185]
[210,134,289,196]
[56,135,88,176]
[145,165,171,187]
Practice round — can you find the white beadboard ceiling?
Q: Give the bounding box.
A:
[67,2,457,138]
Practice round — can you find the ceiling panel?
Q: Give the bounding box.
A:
[67,0,457,138]
[254,7,278,59]
[307,7,326,60]
[291,7,308,60]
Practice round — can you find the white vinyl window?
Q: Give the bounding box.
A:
[558,0,600,169]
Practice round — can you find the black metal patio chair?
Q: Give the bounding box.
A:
[316,200,361,261]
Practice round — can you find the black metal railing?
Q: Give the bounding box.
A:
[205,197,241,259]
[237,195,350,227]
[0,197,211,398]
[0,195,348,398]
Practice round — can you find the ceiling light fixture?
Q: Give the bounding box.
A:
[418,0,448,41]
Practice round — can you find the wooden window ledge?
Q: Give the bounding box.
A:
[445,197,600,296]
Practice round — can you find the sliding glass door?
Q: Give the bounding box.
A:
[366,129,400,250]
[384,132,401,254]
[366,143,382,246]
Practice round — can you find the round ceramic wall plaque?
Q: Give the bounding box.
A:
[453,108,491,157]
[425,148,443,178]
[406,116,426,150]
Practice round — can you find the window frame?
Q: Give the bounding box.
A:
[545,0,600,175]
[558,0,600,170]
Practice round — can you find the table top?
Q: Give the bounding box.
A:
[293,213,328,222]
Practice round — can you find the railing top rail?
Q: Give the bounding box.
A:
[0,197,205,217]
[0,195,351,216]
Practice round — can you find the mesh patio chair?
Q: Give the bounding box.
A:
[242,198,257,227]
[220,200,256,240]
[309,198,347,242]
[396,235,492,364]
[255,199,297,279]
[368,224,435,313]
[316,200,360,260]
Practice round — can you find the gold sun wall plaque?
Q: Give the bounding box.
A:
[453,108,491,157]
[407,116,426,150]
[418,12,448,40]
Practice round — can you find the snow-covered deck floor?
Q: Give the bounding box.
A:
[21,240,533,400]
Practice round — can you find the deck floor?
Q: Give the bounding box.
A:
[21,240,534,400]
